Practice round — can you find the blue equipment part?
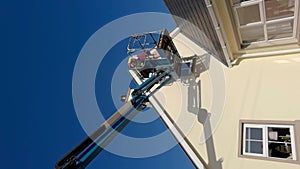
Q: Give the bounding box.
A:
[55,71,171,169]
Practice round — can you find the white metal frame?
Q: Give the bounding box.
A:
[233,0,299,47]
[242,123,297,160]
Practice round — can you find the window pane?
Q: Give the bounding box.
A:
[268,142,292,159]
[267,20,293,40]
[268,127,291,142]
[240,25,265,43]
[250,128,263,140]
[251,141,263,154]
[236,4,261,25]
[265,0,295,21]
[245,141,263,154]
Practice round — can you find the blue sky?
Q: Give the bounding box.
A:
[1,1,195,168]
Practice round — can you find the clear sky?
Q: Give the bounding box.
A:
[1,1,196,169]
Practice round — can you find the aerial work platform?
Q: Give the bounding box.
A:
[126,29,204,80]
[55,29,208,169]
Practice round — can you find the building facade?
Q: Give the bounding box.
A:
[162,0,300,169]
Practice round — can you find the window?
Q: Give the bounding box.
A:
[242,124,297,160]
[244,125,265,155]
[233,0,299,47]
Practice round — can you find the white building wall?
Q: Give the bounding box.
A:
[165,32,300,169]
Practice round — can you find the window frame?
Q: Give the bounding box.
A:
[242,124,266,157]
[239,120,300,164]
[232,0,299,48]
[242,124,297,160]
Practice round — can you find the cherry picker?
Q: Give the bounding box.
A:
[55,30,181,169]
[55,29,203,169]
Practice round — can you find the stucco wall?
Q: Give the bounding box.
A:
[166,32,300,169]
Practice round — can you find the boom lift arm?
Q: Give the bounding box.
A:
[55,71,171,169]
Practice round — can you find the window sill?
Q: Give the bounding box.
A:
[238,154,300,165]
[240,37,298,50]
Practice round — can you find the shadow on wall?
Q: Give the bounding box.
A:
[177,53,222,169]
[180,76,199,115]
[185,53,210,114]
[198,108,223,169]
[185,77,223,169]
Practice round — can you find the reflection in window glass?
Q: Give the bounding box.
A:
[268,127,291,142]
[268,143,292,159]
[245,127,263,154]
[249,141,263,154]
[240,25,265,43]
[236,4,261,25]
[268,127,293,159]
[234,0,297,46]
[265,0,295,21]
[233,0,252,5]
[245,141,263,154]
[243,124,296,160]
[250,128,263,140]
[267,20,293,40]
